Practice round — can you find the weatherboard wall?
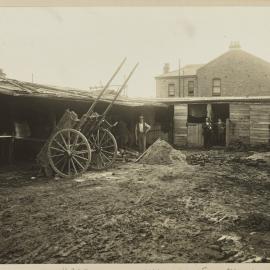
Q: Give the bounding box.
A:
[174,104,188,146]
[173,102,270,147]
[229,104,251,145]
[229,103,270,146]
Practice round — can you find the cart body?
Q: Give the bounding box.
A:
[47,60,138,178]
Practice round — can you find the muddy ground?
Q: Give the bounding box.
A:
[0,149,270,263]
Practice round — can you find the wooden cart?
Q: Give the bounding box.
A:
[46,59,138,178]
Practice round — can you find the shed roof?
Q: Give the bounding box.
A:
[0,78,167,108]
[156,96,270,104]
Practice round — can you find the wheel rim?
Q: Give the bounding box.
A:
[48,129,91,178]
[88,128,117,170]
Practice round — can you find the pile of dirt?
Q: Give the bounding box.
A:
[139,139,187,165]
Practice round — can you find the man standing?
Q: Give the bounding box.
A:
[135,115,151,153]
[216,118,225,145]
[203,117,213,148]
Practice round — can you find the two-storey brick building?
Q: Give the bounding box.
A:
[156,43,270,147]
[155,64,203,98]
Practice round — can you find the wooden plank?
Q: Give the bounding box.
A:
[250,104,270,145]
[229,104,250,144]
[187,123,203,147]
[174,105,187,146]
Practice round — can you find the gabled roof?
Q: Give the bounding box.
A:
[156,64,204,78]
[0,78,167,108]
[197,48,270,73]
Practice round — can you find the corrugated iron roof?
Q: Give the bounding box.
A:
[155,64,204,78]
[0,78,167,108]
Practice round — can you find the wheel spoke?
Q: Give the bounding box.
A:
[99,131,106,145]
[98,153,106,167]
[73,154,89,161]
[53,139,67,151]
[50,146,65,153]
[51,153,65,158]
[73,142,86,148]
[73,150,89,154]
[67,130,71,149]
[97,129,100,145]
[100,151,111,163]
[73,156,85,170]
[49,128,91,178]
[101,149,114,155]
[101,144,115,149]
[54,156,66,167]
[71,133,78,150]
[60,133,68,149]
[71,158,78,175]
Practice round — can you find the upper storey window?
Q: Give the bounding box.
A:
[168,83,175,97]
[212,78,221,96]
[188,81,195,96]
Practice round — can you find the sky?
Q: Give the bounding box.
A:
[1,7,270,97]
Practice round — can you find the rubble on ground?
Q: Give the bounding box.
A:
[138,139,187,165]
[186,150,237,166]
[235,152,270,168]
[1,149,270,263]
[245,152,270,165]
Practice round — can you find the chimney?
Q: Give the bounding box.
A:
[229,41,241,50]
[0,68,6,78]
[163,63,170,74]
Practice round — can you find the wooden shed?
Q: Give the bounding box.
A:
[156,96,270,148]
[0,78,169,164]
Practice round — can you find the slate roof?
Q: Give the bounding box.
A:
[155,64,204,78]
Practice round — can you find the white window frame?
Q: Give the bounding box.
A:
[188,81,195,96]
[168,83,175,97]
[212,78,221,96]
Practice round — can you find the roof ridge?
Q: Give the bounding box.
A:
[197,48,270,72]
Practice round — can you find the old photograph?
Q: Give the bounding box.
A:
[0,4,270,264]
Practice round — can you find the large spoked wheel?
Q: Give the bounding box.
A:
[48,128,91,178]
[87,128,118,170]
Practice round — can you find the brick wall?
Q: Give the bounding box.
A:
[197,49,270,97]
[156,76,198,98]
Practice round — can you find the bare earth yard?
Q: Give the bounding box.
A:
[0,149,270,263]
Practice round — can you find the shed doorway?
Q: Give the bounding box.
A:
[187,103,229,147]
[187,104,207,147]
[211,103,229,146]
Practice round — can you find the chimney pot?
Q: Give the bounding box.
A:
[229,41,241,50]
[163,63,170,74]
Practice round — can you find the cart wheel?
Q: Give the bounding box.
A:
[87,128,117,170]
[48,128,91,178]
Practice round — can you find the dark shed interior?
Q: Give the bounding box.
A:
[0,95,170,164]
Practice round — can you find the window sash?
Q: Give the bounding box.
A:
[168,84,175,96]
[212,86,221,95]
[212,79,221,95]
[188,81,194,96]
[213,79,221,87]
